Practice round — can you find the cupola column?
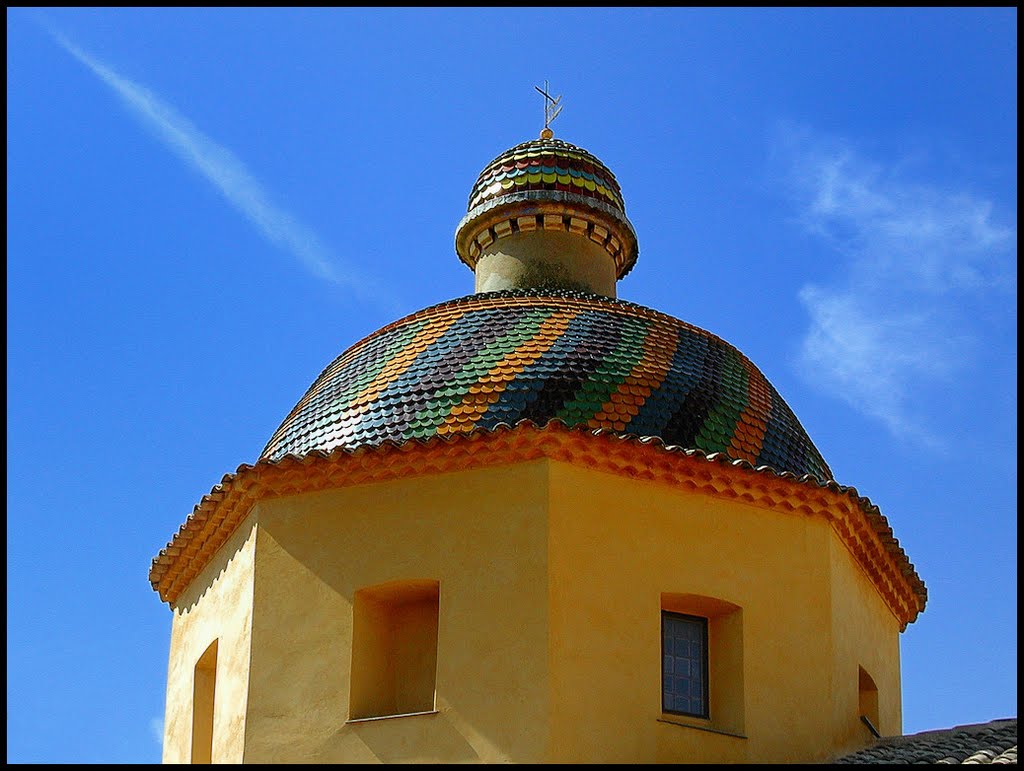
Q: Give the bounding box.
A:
[472,213,621,297]
[454,132,638,299]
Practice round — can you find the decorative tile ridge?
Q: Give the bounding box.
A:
[460,208,632,276]
[152,420,926,626]
[454,191,639,279]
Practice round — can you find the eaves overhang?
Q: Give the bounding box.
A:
[150,420,927,628]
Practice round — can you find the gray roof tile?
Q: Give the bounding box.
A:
[836,719,1016,765]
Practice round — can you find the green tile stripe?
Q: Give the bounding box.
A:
[400,310,556,440]
[555,315,652,425]
[695,347,749,455]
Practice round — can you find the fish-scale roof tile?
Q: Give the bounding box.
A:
[262,289,832,483]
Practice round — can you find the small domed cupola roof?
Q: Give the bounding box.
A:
[455,132,639,298]
[466,137,627,214]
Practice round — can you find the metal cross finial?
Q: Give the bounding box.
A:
[534,80,563,139]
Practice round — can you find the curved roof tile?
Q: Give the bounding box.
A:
[835,719,1017,764]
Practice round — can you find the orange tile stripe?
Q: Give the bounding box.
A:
[730,356,772,464]
[342,312,462,417]
[270,318,430,442]
[437,310,579,435]
[587,321,678,432]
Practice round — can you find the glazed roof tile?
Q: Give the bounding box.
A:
[467,137,625,213]
[836,719,1017,764]
[261,289,833,483]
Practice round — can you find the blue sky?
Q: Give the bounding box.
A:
[7,8,1016,763]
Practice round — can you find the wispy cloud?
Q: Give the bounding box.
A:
[47,28,394,310]
[149,716,163,746]
[774,124,1016,448]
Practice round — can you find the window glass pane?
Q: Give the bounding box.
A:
[661,612,707,718]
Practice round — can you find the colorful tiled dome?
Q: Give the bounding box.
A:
[261,289,833,482]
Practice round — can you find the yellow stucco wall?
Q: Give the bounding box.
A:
[544,461,903,763]
[163,456,904,764]
[163,519,257,763]
[547,461,840,764]
[827,531,904,756]
[242,461,552,763]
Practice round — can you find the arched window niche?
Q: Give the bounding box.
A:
[660,593,744,737]
[858,665,880,736]
[191,639,218,764]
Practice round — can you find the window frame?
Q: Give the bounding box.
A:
[661,610,710,720]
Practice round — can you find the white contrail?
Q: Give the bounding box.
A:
[48,29,393,309]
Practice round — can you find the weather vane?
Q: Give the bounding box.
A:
[534,80,563,139]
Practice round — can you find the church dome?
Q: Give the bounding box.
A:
[261,127,832,481]
[260,289,833,482]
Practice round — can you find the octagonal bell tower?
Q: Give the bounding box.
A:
[152,108,925,764]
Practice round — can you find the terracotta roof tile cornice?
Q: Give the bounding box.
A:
[149,420,926,628]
